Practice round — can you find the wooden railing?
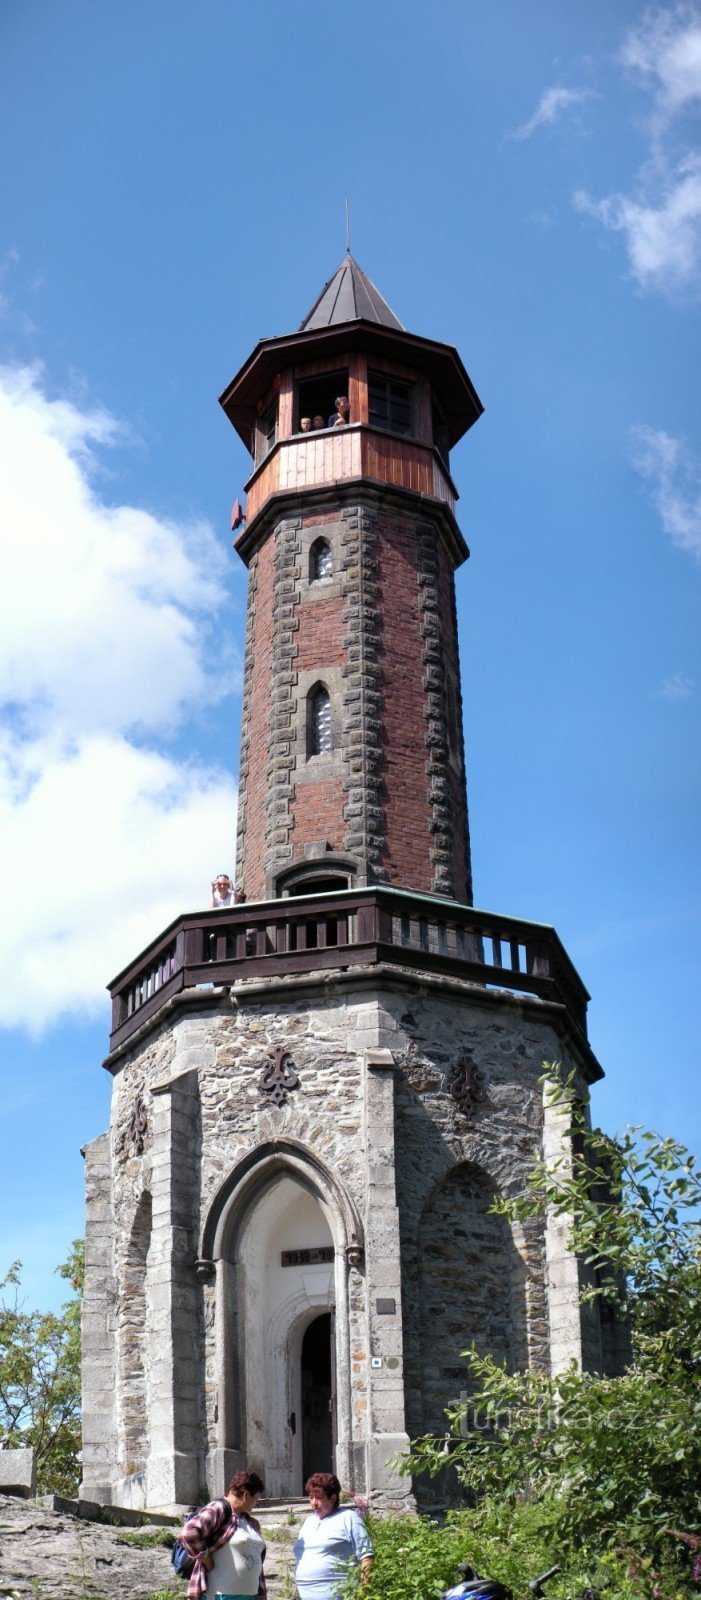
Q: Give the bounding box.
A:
[107,887,590,1054]
[244,424,458,524]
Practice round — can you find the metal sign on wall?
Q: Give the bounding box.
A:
[281,1247,335,1267]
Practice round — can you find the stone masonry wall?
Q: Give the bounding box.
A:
[97,972,591,1508]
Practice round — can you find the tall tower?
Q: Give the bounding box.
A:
[220,255,480,906]
[81,259,621,1517]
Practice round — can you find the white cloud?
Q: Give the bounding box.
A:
[0,735,235,1033]
[575,4,701,296]
[0,364,238,1033]
[630,423,701,558]
[574,152,701,295]
[0,364,233,738]
[621,2,701,125]
[655,670,695,698]
[512,86,594,141]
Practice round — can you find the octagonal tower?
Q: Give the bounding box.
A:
[220,255,482,904]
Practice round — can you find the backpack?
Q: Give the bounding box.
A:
[171,1496,233,1579]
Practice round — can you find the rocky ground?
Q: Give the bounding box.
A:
[0,1494,302,1600]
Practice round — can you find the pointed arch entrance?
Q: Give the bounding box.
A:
[200,1141,363,1497]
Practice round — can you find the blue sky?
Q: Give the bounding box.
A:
[1,0,699,1311]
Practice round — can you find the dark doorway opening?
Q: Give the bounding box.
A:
[290,875,349,898]
[301,1313,334,1486]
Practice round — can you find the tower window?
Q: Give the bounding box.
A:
[256,399,278,463]
[310,538,333,582]
[296,370,349,432]
[368,372,413,436]
[308,686,332,757]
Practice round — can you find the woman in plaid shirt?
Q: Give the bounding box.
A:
[180,1469,267,1600]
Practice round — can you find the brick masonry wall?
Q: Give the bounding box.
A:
[376,507,435,890]
[292,775,347,851]
[235,490,472,900]
[436,535,472,902]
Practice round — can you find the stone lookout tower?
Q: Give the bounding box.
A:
[81,257,616,1514]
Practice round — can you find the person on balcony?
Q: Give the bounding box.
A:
[328,396,350,428]
[210,873,235,909]
[312,413,326,431]
[300,416,312,432]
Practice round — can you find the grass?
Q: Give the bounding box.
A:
[117,1528,176,1549]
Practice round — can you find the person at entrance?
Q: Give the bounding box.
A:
[294,1472,373,1600]
[179,1469,267,1600]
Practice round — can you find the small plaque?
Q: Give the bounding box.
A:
[371,1356,382,1368]
[376,1297,396,1315]
[281,1247,334,1268]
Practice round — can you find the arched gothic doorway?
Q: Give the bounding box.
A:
[202,1140,364,1497]
[237,1176,335,1495]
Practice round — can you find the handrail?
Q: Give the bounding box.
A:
[107,887,590,1055]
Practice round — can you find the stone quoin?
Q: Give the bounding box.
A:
[81,255,626,1515]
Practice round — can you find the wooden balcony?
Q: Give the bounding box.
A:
[244,424,458,526]
[107,886,594,1060]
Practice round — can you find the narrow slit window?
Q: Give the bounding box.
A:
[310,538,333,581]
[309,686,332,756]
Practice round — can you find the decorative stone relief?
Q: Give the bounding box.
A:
[127,1094,148,1155]
[258,1046,300,1107]
[448,1053,487,1119]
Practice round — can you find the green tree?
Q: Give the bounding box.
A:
[402,1069,701,1596]
[0,1241,83,1495]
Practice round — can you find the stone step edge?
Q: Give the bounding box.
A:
[36,1493,179,1528]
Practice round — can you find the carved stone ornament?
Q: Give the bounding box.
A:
[346,1243,364,1270]
[128,1094,148,1155]
[449,1054,487,1120]
[195,1258,216,1284]
[259,1047,300,1108]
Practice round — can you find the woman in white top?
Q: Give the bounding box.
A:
[180,1468,267,1600]
[294,1472,373,1600]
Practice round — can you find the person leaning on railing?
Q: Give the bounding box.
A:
[210,874,235,909]
[328,396,350,427]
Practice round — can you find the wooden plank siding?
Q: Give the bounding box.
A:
[245,425,456,523]
[277,371,294,438]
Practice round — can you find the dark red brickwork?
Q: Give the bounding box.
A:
[296,595,346,671]
[436,535,470,901]
[236,490,471,903]
[292,776,347,855]
[375,506,435,891]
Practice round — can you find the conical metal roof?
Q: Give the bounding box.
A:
[299,254,404,332]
